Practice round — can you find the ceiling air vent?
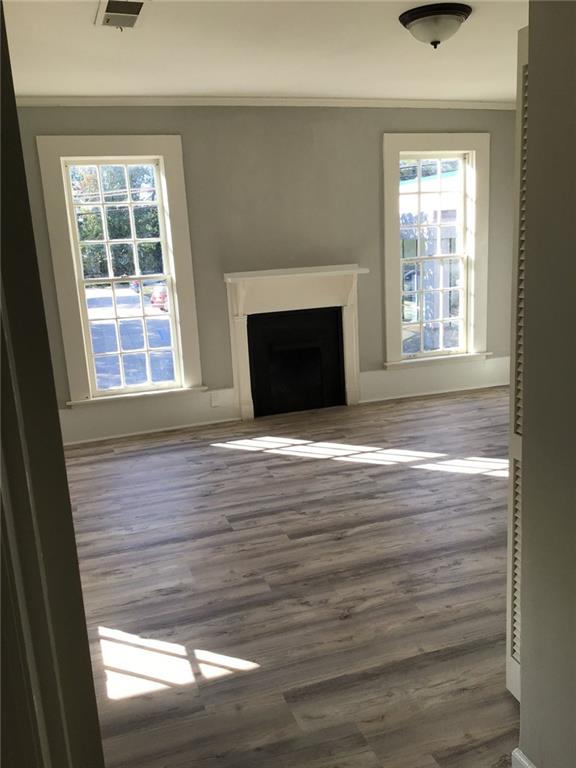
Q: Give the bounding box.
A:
[98,1,144,29]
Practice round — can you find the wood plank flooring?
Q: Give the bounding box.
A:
[66,387,519,768]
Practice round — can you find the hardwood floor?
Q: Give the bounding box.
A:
[66,387,519,768]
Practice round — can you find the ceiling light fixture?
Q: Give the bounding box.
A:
[399,3,472,49]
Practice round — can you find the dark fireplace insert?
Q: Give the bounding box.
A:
[247,307,346,417]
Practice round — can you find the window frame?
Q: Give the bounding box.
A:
[383,133,490,365]
[37,135,202,402]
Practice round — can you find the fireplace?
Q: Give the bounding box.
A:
[224,265,368,419]
[247,307,346,417]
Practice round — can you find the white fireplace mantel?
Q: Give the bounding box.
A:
[224,264,369,419]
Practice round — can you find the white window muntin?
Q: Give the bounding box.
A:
[398,150,469,358]
[383,133,490,365]
[62,156,182,395]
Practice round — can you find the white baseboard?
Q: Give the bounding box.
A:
[359,355,510,404]
[512,749,537,768]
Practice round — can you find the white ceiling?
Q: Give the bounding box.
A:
[5,1,528,103]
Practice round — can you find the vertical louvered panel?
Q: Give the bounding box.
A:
[511,459,522,663]
[513,65,528,436]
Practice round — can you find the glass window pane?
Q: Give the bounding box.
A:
[76,206,104,241]
[138,243,164,275]
[402,293,419,323]
[90,321,118,354]
[419,193,440,225]
[402,325,420,355]
[440,192,459,223]
[143,279,169,315]
[423,260,441,290]
[441,226,458,254]
[419,227,438,257]
[123,353,148,386]
[81,244,108,278]
[402,263,420,292]
[399,160,418,190]
[150,351,175,383]
[70,166,100,203]
[441,159,462,191]
[129,165,157,201]
[423,322,441,351]
[101,165,128,202]
[443,289,461,318]
[443,259,463,288]
[95,355,121,390]
[85,283,113,319]
[423,291,441,321]
[146,317,172,348]
[134,206,160,239]
[106,206,132,240]
[399,194,420,226]
[111,243,135,276]
[114,282,142,317]
[400,228,418,259]
[443,321,462,349]
[119,319,145,351]
[420,159,439,189]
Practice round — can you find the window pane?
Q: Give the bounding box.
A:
[441,226,458,254]
[441,159,462,191]
[399,194,420,226]
[423,322,441,351]
[101,165,128,202]
[402,263,420,292]
[440,192,459,223]
[138,243,163,275]
[76,206,104,240]
[70,166,100,203]
[423,291,441,321]
[85,283,113,319]
[143,279,169,315]
[399,160,418,189]
[90,321,118,354]
[419,193,440,225]
[400,228,418,259]
[402,293,419,323]
[146,318,172,348]
[134,206,160,239]
[111,243,135,276]
[106,206,132,240]
[95,355,121,390]
[402,325,420,355]
[114,282,141,317]
[421,159,439,188]
[419,227,438,257]
[443,259,463,288]
[81,244,108,278]
[443,321,461,349]
[423,260,441,290]
[119,319,144,351]
[150,351,175,382]
[129,165,157,202]
[122,353,148,385]
[443,289,461,318]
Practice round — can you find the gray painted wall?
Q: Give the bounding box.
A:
[18,106,515,407]
[520,4,576,767]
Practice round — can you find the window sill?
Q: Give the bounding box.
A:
[384,352,492,370]
[66,385,208,408]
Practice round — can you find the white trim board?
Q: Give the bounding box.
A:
[512,749,537,768]
[16,96,516,110]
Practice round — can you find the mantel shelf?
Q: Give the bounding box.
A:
[224,264,369,283]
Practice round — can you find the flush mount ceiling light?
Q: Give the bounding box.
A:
[399,3,472,49]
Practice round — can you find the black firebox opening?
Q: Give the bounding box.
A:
[247,307,346,417]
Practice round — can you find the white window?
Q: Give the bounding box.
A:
[383,134,490,365]
[37,136,201,402]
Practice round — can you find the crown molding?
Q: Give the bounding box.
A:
[15,95,516,110]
